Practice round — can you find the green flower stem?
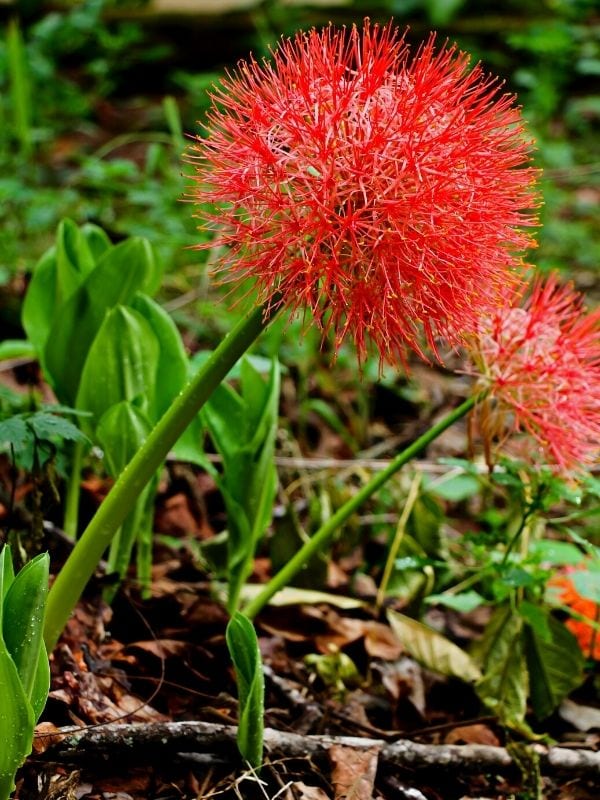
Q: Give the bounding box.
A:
[243,393,479,620]
[63,440,84,540]
[44,302,278,651]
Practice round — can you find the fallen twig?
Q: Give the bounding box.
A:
[37,721,600,777]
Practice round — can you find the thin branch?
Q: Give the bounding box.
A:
[37,721,600,777]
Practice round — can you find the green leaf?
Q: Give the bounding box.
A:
[408,495,444,558]
[0,548,15,603]
[530,540,585,567]
[44,238,155,404]
[76,306,159,432]
[0,638,35,800]
[387,609,481,683]
[81,223,111,262]
[524,611,584,720]
[55,218,96,300]
[426,474,480,502]
[472,605,528,728]
[130,294,188,420]
[519,601,552,642]
[28,413,90,446]
[3,553,49,701]
[95,403,156,594]
[205,358,280,612]
[95,401,152,477]
[425,591,485,613]
[0,546,37,800]
[172,414,209,469]
[22,220,95,361]
[226,612,264,768]
[189,351,276,380]
[203,382,246,457]
[30,641,50,723]
[0,417,31,453]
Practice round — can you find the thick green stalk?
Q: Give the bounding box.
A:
[44,302,276,650]
[63,440,84,540]
[243,394,479,620]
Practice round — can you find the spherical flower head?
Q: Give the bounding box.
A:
[189,19,539,366]
[468,277,600,475]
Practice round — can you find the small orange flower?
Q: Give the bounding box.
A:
[549,573,600,660]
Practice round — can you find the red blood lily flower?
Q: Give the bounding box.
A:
[469,277,600,474]
[189,20,539,365]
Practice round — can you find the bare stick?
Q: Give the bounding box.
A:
[37,721,600,777]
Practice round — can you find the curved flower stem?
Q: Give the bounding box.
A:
[243,394,480,620]
[44,301,279,651]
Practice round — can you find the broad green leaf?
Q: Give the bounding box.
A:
[519,601,552,642]
[95,401,152,477]
[0,548,15,602]
[244,359,280,457]
[530,540,585,567]
[425,590,485,613]
[203,358,280,459]
[44,238,154,404]
[226,612,264,768]
[205,358,280,612]
[202,382,246,456]
[3,553,49,701]
[189,351,275,380]
[0,417,30,453]
[55,217,96,299]
[426,474,480,502]
[22,248,58,358]
[95,403,157,595]
[135,237,162,296]
[76,306,159,431]
[130,294,188,419]
[0,639,35,800]
[387,609,481,682]
[28,413,90,446]
[172,414,209,469]
[472,604,528,728]
[240,359,271,435]
[0,547,37,800]
[30,640,50,722]
[524,611,584,720]
[81,223,111,261]
[408,495,445,558]
[22,220,95,360]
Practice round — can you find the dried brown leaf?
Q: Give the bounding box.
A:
[329,744,381,800]
[444,724,500,746]
[293,782,332,800]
